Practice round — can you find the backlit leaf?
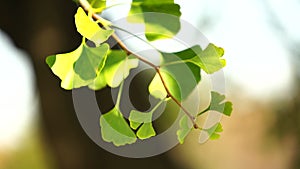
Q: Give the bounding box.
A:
[129,110,155,140]
[46,43,109,90]
[128,0,181,41]
[102,51,139,88]
[74,43,109,80]
[204,123,223,140]
[88,0,106,10]
[100,107,137,146]
[202,91,233,116]
[149,47,202,101]
[149,44,225,101]
[176,115,192,144]
[188,44,226,74]
[75,7,113,44]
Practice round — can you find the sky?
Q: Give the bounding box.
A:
[0,0,299,149]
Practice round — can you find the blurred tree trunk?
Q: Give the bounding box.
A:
[0,1,183,169]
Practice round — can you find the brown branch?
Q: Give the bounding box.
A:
[78,0,198,129]
[157,69,199,129]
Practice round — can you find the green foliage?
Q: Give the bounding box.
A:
[148,44,225,101]
[75,7,113,44]
[204,123,224,140]
[177,115,192,144]
[129,110,156,140]
[46,0,233,147]
[128,0,181,41]
[102,51,139,88]
[198,91,233,116]
[88,0,106,9]
[100,107,137,146]
[46,43,109,89]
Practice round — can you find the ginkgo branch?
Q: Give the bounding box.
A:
[78,0,199,129]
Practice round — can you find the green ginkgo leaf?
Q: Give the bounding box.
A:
[128,0,181,41]
[100,107,137,146]
[188,44,226,74]
[149,43,225,101]
[176,115,193,144]
[102,51,139,88]
[129,110,155,140]
[75,7,113,44]
[88,0,106,10]
[88,50,140,90]
[46,43,109,90]
[88,72,106,90]
[149,47,202,101]
[199,91,233,116]
[204,123,223,140]
[136,123,155,140]
[74,43,109,80]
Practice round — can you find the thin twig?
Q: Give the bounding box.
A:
[78,0,198,129]
[157,69,199,129]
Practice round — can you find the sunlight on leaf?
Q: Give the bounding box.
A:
[88,72,106,90]
[46,43,109,89]
[129,110,155,140]
[100,107,137,146]
[103,51,139,88]
[204,123,223,140]
[149,47,202,101]
[188,43,226,74]
[148,73,168,100]
[128,0,181,41]
[75,7,113,44]
[200,91,233,116]
[88,0,106,10]
[176,115,192,144]
[74,43,109,80]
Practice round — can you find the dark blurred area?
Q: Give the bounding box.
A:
[0,1,184,169]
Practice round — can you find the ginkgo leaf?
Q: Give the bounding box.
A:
[100,107,137,146]
[204,123,223,140]
[148,73,168,100]
[74,43,109,80]
[149,43,225,101]
[88,71,106,90]
[75,7,113,44]
[129,110,155,140]
[149,48,202,101]
[136,123,155,140]
[128,0,181,41]
[88,0,106,10]
[103,51,139,88]
[149,70,182,100]
[176,115,193,144]
[46,43,109,90]
[161,43,225,74]
[188,44,225,74]
[199,91,233,116]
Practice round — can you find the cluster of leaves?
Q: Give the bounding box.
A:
[46,0,232,146]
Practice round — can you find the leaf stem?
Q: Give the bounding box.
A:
[116,82,124,109]
[197,107,210,116]
[160,60,190,67]
[149,98,166,114]
[110,25,159,51]
[78,0,199,129]
[157,69,199,129]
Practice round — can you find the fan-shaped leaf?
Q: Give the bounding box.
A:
[100,107,137,146]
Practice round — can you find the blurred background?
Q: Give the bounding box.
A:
[0,0,300,169]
